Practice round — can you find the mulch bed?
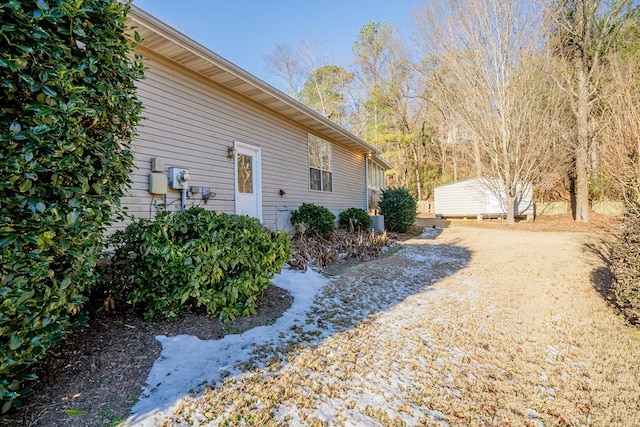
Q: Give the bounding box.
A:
[0,285,293,427]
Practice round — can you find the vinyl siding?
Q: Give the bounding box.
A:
[434,178,534,217]
[434,179,488,216]
[119,51,367,232]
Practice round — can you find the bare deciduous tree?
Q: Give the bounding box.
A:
[415,0,563,223]
[264,37,339,101]
[264,43,306,99]
[600,56,640,212]
[545,0,633,222]
[353,21,427,197]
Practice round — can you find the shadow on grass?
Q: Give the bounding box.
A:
[123,227,471,426]
[584,238,640,327]
[291,230,472,352]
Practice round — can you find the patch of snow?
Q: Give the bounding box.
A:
[420,227,442,238]
[124,228,476,426]
[539,370,548,381]
[124,267,328,426]
[526,408,539,418]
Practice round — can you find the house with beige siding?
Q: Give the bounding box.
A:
[121,7,389,233]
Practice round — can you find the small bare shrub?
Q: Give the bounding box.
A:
[289,229,393,272]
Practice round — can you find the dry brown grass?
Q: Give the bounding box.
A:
[429,211,618,233]
[164,220,640,426]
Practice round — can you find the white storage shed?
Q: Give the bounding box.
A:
[434,177,534,219]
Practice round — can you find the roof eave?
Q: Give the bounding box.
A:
[129,6,383,158]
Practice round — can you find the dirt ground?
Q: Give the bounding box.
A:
[2,213,638,426]
[168,213,640,426]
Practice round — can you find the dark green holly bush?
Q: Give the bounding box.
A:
[378,187,417,233]
[104,207,292,322]
[0,0,142,412]
[290,203,336,237]
[610,213,640,325]
[338,207,371,231]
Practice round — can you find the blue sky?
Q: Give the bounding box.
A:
[133,0,422,86]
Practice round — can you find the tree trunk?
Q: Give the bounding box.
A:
[411,143,422,200]
[506,190,516,224]
[473,136,483,177]
[451,138,459,182]
[575,144,590,222]
[575,69,591,222]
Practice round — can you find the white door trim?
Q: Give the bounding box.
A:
[234,141,262,222]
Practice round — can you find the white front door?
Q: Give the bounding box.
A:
[234,142,262,221]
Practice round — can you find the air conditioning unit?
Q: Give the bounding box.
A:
[370,214,384,231]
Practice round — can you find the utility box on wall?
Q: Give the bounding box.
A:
[148,173,168,194]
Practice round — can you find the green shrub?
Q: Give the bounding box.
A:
[0,0,142,411]
[339,207,371,231]
[105,207,292,322]
[610,213,640,325]
[290,203,336,237]
[378,187,418,233]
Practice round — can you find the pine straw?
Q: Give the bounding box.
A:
[164,225,640,426]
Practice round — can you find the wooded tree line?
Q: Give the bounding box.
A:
[265,0,640,223]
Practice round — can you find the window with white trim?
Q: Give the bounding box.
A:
[367,158,386,190]
[308,134,332,192]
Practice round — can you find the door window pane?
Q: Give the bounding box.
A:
[237,153,253,194]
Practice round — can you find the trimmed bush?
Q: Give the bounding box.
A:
[290,203,336,237]
[339,207,371,231]
[610,213,640,325]
[378,187,418,233]
[0,0,142,411]
[105,207,292,322]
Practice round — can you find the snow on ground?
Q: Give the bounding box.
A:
[124,225,640,426]
[124,228,472,426]
[124,268,329,426]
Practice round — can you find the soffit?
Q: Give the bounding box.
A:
[129,7,384,159]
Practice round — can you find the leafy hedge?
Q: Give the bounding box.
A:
[378,187,417,233]
[104,207,292,321]
[0,0,142,411]
[339,207,371,231]
[610,213,640,325]
[290,203,336,237]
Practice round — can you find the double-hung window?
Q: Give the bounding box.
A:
[308,134,332,192]
[367,158,386,190]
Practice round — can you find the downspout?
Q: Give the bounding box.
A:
[180,188,187,211]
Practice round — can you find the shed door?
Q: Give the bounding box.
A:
[234,142,262,221]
